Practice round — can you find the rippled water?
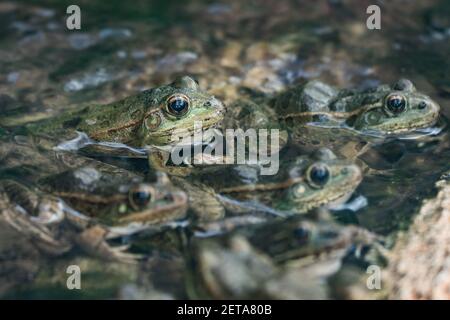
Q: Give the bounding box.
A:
[0,0,449,299]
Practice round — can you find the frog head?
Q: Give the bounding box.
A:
[352,79,440,135]
[277,148,362,214]
[139,76,226,146]
[41,168,188,227]
[76,76,225,147]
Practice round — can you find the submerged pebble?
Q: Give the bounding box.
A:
[68,33,97,50]
[64,68,118,92]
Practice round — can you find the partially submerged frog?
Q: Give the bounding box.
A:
[187,216,378,299]
[195,148,363,217]
[275,79,440,135]
[20,76,225,170]
[0,138,226,237]
[224,79,441,160]
[0,166,188,263]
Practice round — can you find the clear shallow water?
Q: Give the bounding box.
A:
[0,0,449,299]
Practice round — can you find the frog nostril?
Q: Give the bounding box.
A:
[418,101,427,110]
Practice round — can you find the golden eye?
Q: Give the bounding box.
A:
[306,163,330,189]
[165,94,190,117]
[128,184,156,210]
[385,94,407,114]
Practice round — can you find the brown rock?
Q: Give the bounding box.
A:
[387,180,450,299]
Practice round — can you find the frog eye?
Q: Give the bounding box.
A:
[165,94,190,117]
[129,184,156,209]
[306,163,330,188]
[293,227,310,241]
[385,94,407,114]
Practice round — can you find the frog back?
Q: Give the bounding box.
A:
[24,91,155,146]
[272,80,339,115]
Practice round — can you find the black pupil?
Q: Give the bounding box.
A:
[310,165,330,186]
[168,97,188,115]
[294,227,310,242]
[132,191,151,207]
[387,96,406,113]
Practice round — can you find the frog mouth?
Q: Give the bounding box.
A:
[293,186,360,214]
[371,106,441,135]
[388,117,439,134]
[325,189,359,210]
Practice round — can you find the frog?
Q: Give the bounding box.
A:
[186,215,379,299]
[275,79,440,134]
[0,76,227,249]
[190,147,363,223]
[15,76,225,172]
[0,162,188,263]
[223,79,441,162]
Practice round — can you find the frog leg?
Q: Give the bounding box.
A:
[347,225,390,266]
[64,210,143,263]
[172,177,225,222]
[0,184,73,256]
[147,146,195,177]
[187,184,225,222]
[0,180,140,263]
[0,179,72,255]
[74,225,142,264]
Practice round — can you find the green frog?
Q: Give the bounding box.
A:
[187,215,379,299]
[275,79,440,134]
[18,76,225,171]
[192,148,363,219]
[224,79,441,160]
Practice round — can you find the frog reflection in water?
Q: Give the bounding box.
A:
[188,215,379,299]
[0,166,188,263]
[224,79,441,160]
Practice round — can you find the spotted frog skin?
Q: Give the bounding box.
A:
[203,148,363,215]
[16,76,226,181]
[39,167,188,227]
[25,76,225,148]
[275,78,440,135]
[225,79,440,137]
